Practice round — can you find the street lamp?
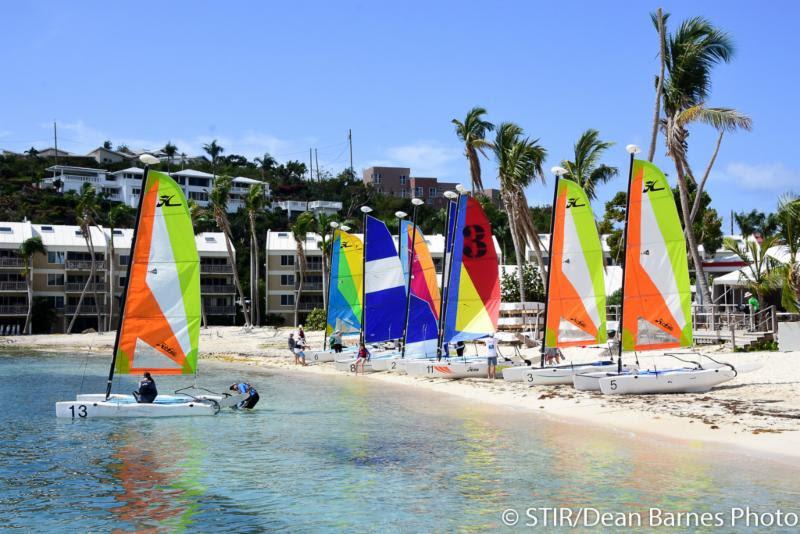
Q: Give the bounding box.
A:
[139,154,159,165]
[454,184,466,194]
[443,190,458,200]
[551,166,568,177]
[626,144,641,155]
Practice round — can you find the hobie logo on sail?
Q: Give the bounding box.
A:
[565,197,585,209]
[643,180,664,193]
[655,318,674,331]
[157,194,181,207]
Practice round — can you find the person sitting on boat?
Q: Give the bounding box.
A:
[355,342,370,374]
[229,382,260,409]
[133,372,157,403]
[485,334,500,380]
[289,332,307,366]
[455,340,466,357]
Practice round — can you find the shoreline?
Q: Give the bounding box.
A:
[3,326,799,461]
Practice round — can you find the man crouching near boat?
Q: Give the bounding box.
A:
[133,372,157,403]
[230,382,260,409]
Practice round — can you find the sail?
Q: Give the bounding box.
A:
[400,221,440,357]
[326,230,363,336]
[364,215,406,343]
[545,178,607,347]
[115,170,200,375]
[622,160,692,351]
[444,196,501,343]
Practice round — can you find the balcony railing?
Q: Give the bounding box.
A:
[0,258,23,268]
[65,305,107,315]
[200,264,233,273]
[296,281,323,290]
[297,302,323,311]
[0,281,27,291]
[0,305,27,315]
[205,305,236,315]
[65,260,106,270]
[65,283,107,292]
[201,285,235,294]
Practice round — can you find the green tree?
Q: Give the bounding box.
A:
[67,183,102,334]
[314,212,338,311]
[656,14,753,305]
[245,183,266,326]
[452,106,494,194]
[599,191,628,265]
[163,141,177,172]
[291,212,315,326]
[500,264,544,302]
[103,140,113,150]
[203,139,224,178]
[734,209,779,238]
[19,236,46,334]
[254,153,277,180]
[107,204,135,329]
[774,194,800,312]
[561,129,618,200]
[210,175,250,326]
[723,235,781,309]
[305,307,326,331]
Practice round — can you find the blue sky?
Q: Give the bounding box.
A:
[2,1,797,230]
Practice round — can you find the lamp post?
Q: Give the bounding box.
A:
[358,206,372,346]
[616,144,641,371]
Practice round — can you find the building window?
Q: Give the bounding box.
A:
[47,274,64,286]
[41,225,54,232]
[174,176,186,185]
[0,227,11,234]
[280,274,295,286]
[47,251,66,265]
[189,191,208,202]
[132,188,141,196]
[280,294,295,306]
[280,255,295,266]
[119,277,127,287]
[400,175,407,185]
[119,255,129,266]
[373,173,381,184]
[429,187,437,197]
[46,296,65,309]
[416,186,423,197]
[188,177,210,187]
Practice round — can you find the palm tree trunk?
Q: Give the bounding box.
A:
[321,238,329,312]
[23,262,33,335]
[689,131,724,223]
[467,147,483,195]
[201,299,208,329]
[647,7,667,162]
[249,213,261,326]
[509,223,527,303]
[220,218,250,327]
[108,236,115,331]
[294,241,305,326]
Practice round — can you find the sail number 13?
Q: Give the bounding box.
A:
[69,405,88,418]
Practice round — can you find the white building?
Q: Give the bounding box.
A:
[272,200,342,218]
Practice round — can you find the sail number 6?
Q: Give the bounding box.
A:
[69,405,88,418]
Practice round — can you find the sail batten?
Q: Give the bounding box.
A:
[622,160,692,351]
[115,171,200,375]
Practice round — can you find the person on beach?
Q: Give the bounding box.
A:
[133,372,157,403]
[485,334,500,379]
[229,382,260,409]
[297,325,307,347]
[544,347,564,365]
[455,340,466,357]
[355,342,370,374]
[289,332,307,366]
[330,330,343,353]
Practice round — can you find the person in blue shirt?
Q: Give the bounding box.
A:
[133,372,157,403]
[229,382,260,409]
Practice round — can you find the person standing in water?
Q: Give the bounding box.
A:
[229,382,260,409]
[133,372,157,403]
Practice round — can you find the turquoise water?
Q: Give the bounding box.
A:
[0,351,798,532]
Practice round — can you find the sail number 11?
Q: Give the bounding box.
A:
[69,405,88,418]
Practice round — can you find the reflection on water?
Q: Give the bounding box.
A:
[1,352,799,532]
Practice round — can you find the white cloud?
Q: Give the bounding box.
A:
[717,161,800,191]
[365,141,463,179]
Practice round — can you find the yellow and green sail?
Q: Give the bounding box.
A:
[325,230,363,336]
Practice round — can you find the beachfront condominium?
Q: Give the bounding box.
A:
[41,165,270,213]
[361,166,458,208]
[0,222,238,334]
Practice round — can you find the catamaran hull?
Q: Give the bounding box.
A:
[598,368,737,395]
[334,358,375,373]
[504,361,618,385]
[572,364,641,391]
[55,393,241,418]
[404,359,488,379]
[309,346,357,363]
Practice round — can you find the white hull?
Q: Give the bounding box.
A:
[571,364,641,391]
[598,367,737,395]
[308,346,357,363]
[404,358,488,379]
[504,361,617,385]
[334,357,376,373]
[55,393,242,418]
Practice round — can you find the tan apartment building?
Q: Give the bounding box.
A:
[0,221,238,334]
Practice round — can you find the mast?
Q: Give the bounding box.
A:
[400,198,423,358]
[437,186,464,360]
[394,209,408,349]
[617,145,640,372]
[105,155,156,399]
[358,206,372,346]
[323,222,339,350]
[540,168,565,367]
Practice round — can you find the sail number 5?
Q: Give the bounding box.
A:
[69,405,88,418]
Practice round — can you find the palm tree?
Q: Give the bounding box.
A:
[103,140,113,150]
[314,213,338,311]
[106,204,134,330]
[203,140,224,178]
[452,107,495,194]
[188,199,209,328]
[647,9,669,161]
[163,141,178,172]
[775,194,800,312]
[493,123,548,300]
[723,235,781,310]
[245,183,266,326]
[210,176,250,327]
[180,152,187,170]
[67,184,103,333]
[19,237,46,334]
[657,15,753,306]
[291,212,315,327]
[254,153,277,180]
[560,129,618,200]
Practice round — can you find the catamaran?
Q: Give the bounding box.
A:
[405,194,501,379]
[504,171,632,385]
[56,156,242,417]
[574,150,737,394]
[308,226,363,362]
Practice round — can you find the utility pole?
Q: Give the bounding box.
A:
[315,148,320,181]
[348,129,353,179]
[309,148,313,181]
[53,121,59,166]
[730,210,734,235]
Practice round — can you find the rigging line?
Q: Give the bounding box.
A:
[78,340,94,394]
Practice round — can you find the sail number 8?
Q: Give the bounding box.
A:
[69,405,88,418]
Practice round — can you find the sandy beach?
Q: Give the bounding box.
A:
[3,327,799,460]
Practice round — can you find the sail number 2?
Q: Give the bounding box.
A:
[69,405,88,418]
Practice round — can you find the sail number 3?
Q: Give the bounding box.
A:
[462,225,487,258]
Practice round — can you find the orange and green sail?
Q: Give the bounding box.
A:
[114,170,201,375]
[545,178,607,348]
[622,160,692,351]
